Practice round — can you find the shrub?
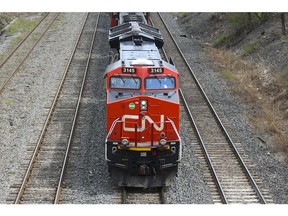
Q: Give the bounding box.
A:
[213,33,234,47]
[226,13,264,33]
[179,12,188,18]
[243,41,261,55]
[220,69,238,81]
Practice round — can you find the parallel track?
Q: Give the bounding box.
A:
[151,12,273,204]
[7,12,100,204]
[0,13,60,93]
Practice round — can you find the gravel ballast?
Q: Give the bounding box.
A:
[1,12,287,204]
[0,12,87,203]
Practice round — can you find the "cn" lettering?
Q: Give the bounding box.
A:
[122,115,164,132]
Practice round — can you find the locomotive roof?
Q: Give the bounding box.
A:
[118,12,148,25]
[119,41,161,61]
[103,59,178,77]
[105,16,178,77]
[109,21,164,49]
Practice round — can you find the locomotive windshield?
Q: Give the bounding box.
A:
[145,76,175,90]
[110,76,141,89]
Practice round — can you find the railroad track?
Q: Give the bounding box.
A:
[151,12,273,204]
[7,12,100,204]
[0,13,60,93]
[121,187,167,204]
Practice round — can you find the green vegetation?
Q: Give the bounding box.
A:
[243,41,261,55]
[213,13,270,48]
[220,69,238,81]
[227,13,255,31]
[0,14,41,63]
[6,17,39,36]
[226,13,269,33]
[0,13,15,30]
[179,12,188,18]
[213,33,234,47]
[213,34,227,47]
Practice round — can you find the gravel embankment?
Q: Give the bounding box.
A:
[0,12,87,203]
[160,12,288,204]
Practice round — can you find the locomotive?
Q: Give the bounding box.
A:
[104,12,182,187]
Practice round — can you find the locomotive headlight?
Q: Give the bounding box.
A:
[122,139,129,146]
[140,100,148,111]
[160,139,167,146]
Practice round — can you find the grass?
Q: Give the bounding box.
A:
[220,69,238,81]
[0,13,18,30]
[0,14,43,62]
[6,17,39,36]
[206,47,288,160]
[179,12,189,18]
[213,34,227,47]
[226,13,266,33]
[213,32,238,47]
[3,98,14,106]
[243,41,261,55]
[213,13,269,48]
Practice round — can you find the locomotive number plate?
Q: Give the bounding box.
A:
[122,67,136,73]
[149,67,164,74]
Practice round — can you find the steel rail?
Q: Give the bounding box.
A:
[0,13,60,94]
[14,13,89,204]
[54,12,100,204]
[0,13,49,68]
[179,88,228,203]
[158,12,267,204]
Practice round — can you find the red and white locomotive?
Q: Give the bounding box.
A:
[105,12,181,187]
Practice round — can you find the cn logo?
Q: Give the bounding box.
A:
[122,115,164,132]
